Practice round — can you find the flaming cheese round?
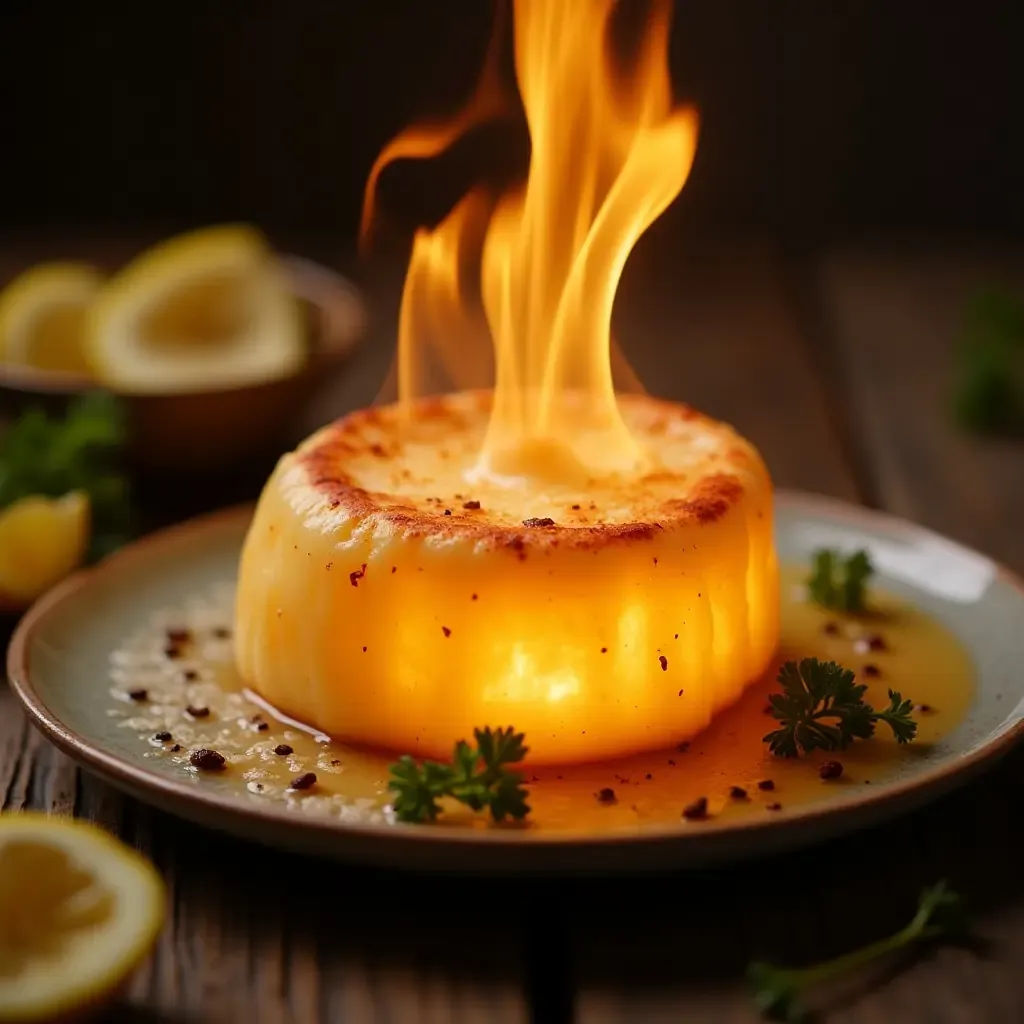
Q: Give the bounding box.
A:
[235,390,779,764]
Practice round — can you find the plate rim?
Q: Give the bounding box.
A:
[8,492,1024,870]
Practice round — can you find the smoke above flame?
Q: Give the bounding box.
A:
[362,0,698,482]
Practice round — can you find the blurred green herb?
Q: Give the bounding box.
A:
[953,288,1024,435]
[807,548,873,613]
[763,658,917,759]
[0,392,134,560]
[388,726,531,824]
[748,881,968,1022]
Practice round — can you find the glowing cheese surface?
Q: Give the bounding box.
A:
[234,390,779,764]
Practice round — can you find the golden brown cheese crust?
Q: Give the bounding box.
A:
[288,390,762,555]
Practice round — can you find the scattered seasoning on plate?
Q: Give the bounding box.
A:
[862,664,881,677]
[153,731,172,742]
[441,626,452,638]
[667,759,677,767]
[596,787,617,804]
[915,703,935,714]
[165,627,191,644]
[729,785,748,800]
[212,626,231,639]
[274,744,294,756]
[170,744,181,752]
[289,773,317,791]
[163,644,182,660]
[819,760,844,781]
[185,705,210,719]
[823,621,840,636]
[127,688,148,702]
[659,655,668,671]
[463,500,481,510]
[190,748,226,771]
[645,773,653,780]
[757,779,775,791]
[182,669,199,682]
[682,797,708,821]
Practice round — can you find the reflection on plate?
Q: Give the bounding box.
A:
[8,493,1024,873]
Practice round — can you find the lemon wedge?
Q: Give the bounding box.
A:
[0,492,90,610]
[0,812,166,1022]
[88,224,304,393]
[0,263,104,375]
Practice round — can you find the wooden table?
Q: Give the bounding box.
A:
[3,238,1024,1023]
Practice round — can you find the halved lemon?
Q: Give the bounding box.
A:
[0,263,104,375]
[88,224,304,393]
[0,812,166,1022]
[0,491,90,610]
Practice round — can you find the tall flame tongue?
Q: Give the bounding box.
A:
[364,0,698,485]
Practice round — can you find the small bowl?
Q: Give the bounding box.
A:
[0,255,366,475]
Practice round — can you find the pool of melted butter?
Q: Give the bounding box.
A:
[108,566,974,833]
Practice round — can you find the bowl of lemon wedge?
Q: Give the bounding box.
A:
[0,224,365,475]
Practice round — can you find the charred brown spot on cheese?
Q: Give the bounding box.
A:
[349,565,366,587]
[523,517,556,528]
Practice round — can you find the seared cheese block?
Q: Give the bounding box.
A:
[235,390,779,764]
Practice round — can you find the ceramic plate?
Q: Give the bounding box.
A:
[8,493,1024,873]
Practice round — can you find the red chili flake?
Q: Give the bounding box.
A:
[653,557,659,566]
[444,509,452,516]
[645,773,653,780]
[441,626,451,638]
[274,744,294,756]
[362,646,368,653]
[674,633,679,639]
[153,731,172,742]
[212,627,231,639]
[186,705,210,719]
[823,621,840,636]
[659,655,668,671]
[667,759,677,767]
[596,787,617,804]
[915,703,934,713]
[729,785,748,800]
[349,564,367,587]
[862,664,881,677]
[757,779,775,791]
[766,802,783,812]
[867,634,887,651]
[571,504,581,510]
[370,443,387,457]
[678,689,684,697]
[522,517,556,528]
[462,500,481,510]
[289,773,317,791]
[471,594,479,601]
[128,688,148,702]
[819,760,844,780]
[600,647,608,654]
[190,748,226,771]
[682,797,708,820]
[391,566,397,574]
[166,627,191,644]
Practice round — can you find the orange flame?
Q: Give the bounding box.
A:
[365,0,698,482]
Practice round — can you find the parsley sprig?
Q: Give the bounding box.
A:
[0,392,134,560]
[748,881,967,1022]
[764,658,917,759]
[388,726,531,824]
[953,288,1024,436]
[807,548,873,613]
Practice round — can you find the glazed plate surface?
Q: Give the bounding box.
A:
[8,493,1024,873]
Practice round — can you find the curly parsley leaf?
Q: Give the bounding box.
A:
[764,658,917,759]
[387,727,530,824]
[748,881,968,1022]
[806,548,874,613]
[0,392,134,560]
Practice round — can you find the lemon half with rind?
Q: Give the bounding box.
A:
[0,263,104,375]
[0,812,166,1022]
[88,224,304,393]
[0,491,90,611]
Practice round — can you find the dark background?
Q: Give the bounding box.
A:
[2,0,1023,252]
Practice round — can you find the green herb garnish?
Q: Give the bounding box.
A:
[387,726,531,824]
[0,392,134,560]
[953,288,1024,435]
[807,548,873,613]
[748,881,967,1022]
[764,658,916,759]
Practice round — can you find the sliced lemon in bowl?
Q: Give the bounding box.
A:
[0,262,104,375]
[88,224,304,393]
[0,812,166,1022]
[0,491,90,610]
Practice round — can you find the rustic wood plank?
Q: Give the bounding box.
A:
[814,248,1024,573]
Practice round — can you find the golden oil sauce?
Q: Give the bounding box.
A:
[109,565,974,833]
